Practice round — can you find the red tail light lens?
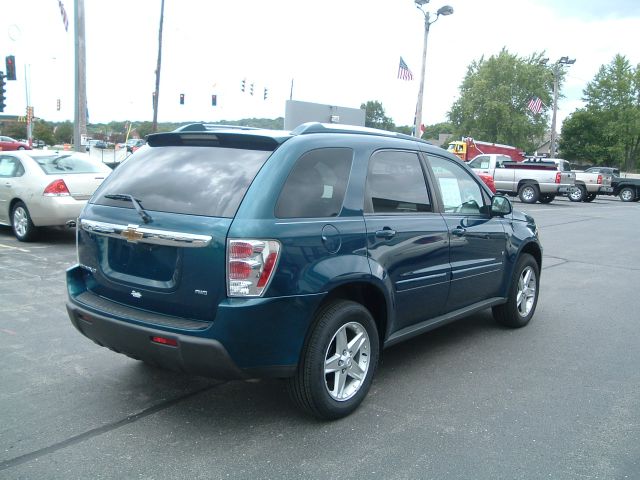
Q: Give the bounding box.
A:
[43,179,70,196]
[597,175,602,184]
[555,172,562,184]
[229,260,253,280]
[227,239,281,297]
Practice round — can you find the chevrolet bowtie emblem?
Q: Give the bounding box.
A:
[121,225,144,243]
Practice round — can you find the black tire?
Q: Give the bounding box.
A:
[619,187,636,202]
[492,253,539,328]
[287,300,379,420]
[538,194,555,204]
[568,185,586,202]
[17,146,26,150]
[584,193,597,202]
[518,184,539,204]
[11,201,38,242]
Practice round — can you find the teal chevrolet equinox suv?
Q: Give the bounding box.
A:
[66,123,542,419]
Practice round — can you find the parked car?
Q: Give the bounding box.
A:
[94,141,108,149]
[585,166,620,176]
[0,136,31,151]
[583,167,640,202]
[66,123,542,419]
[126,139,145,153]
[542,159,613,202]
[0,150,112,241]
[469,154,575,203]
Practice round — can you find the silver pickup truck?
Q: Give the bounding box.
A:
[540,159,614,202]
[468,154,576,204]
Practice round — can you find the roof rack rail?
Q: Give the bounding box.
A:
[174,123,260,132]
[291,122,431,144]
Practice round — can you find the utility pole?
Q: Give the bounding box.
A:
[152,0,165,133]
[413,1,453,139]
[549,56,575,157]
[73,0,88,152]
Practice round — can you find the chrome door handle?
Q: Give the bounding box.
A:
[375,228,396,239]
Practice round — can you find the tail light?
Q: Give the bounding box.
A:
[43,179,70,196]
[597,175,602,184]
[555,172,562,184]
[227,239,281,297]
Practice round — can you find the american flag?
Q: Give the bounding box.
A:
[528,96,543,114]
[58,0,69,32]
[398,57,413,81]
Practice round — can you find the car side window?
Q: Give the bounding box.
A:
[0,156,22,177]
[428,155,485,215]
[365,150,431,214]
[468,155,489,169]
[275,148,353,218]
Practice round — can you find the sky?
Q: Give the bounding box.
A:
[1,0,639,130]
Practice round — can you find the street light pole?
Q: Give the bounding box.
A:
[549,56,575,157]
[414,1,453,139]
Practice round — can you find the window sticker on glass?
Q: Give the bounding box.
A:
[322,184,334,199]
[438,178,462,207]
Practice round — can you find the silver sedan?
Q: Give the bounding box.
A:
[0,150,112,241]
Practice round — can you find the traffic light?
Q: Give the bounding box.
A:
[211,94,217,106]
[241,79,246,92]
[57,98,61,111]
[263,88,268,101]
[179,93,185,105]
[0,74,6,112]
[250,83,254,96]
[5,56,16,81]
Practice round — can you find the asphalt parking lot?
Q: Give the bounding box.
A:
[1,196,639,479]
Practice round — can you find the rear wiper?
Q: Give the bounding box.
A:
[104,193,153,224]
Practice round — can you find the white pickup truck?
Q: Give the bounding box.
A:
[468,154,576,204]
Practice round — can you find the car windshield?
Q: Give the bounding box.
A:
[32,153,109,174]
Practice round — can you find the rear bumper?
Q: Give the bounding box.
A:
[66,265,323,379]
[29,196,86,227]
[557,185,573,194]
[598,186,614,194]
[67,301,252,379]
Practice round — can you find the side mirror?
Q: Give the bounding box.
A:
[491,195,512,217]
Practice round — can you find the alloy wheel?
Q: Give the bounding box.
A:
[324,321,371,401]
[516,266,537,317]
[13,206,29,238]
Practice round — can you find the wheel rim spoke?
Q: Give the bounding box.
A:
[333,370,348,399]
[324,354,341,374]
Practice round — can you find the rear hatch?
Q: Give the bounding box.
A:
[75,132,281,323]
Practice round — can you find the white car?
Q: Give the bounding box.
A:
[0,150,112,241]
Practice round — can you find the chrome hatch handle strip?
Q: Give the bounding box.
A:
[80,219,212,248]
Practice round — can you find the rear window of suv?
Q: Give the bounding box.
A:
[92,145,271,217]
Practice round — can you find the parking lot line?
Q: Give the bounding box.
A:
[0,243,31,253]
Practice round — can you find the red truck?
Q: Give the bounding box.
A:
[447,137,525,162]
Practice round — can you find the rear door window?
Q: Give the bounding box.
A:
[275,148,353,218]
[365,150,431,214]
[92,146,272,218]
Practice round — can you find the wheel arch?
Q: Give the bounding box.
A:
[301,280,391,361]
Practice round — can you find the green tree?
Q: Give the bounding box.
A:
[1,122,27,139]
[32,120,56,145]
[54,121,74,144]
[562,54,640,171]
[360,100,395,131]
[449,49,553,152]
